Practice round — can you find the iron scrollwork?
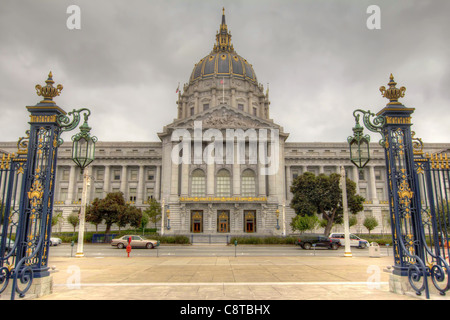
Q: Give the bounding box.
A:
[352,109,386,146]
[56,108,92,145]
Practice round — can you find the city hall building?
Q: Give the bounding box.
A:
[1,10,448,237]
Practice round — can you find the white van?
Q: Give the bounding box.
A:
[329,233,369,249]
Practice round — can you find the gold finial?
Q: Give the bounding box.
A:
[214,8,233,53]
[379,73,406,105]
[35,71,63,104]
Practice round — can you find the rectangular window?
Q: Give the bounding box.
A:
[203,104,209,111]
[129,188,137,202]
[375,169,382,180]
[360,188,367,199]
[62,169,70,181]
[147,170,155,180]
[113,169,121,180]
[60,188,68,201]
[359,170,365,181]
[96,169,104,181]
[217,177,231,197]
[130,169,138,181]
[147,188,154,201]
[190,107,194,116]
[77,187,83,201]
[376,188,384,201]
[253,107,257,116]
[241,177,256,197]
[94,188,103,199]
[238,104,244,111]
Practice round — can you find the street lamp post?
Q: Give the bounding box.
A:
[340,166,352,257]
[58,108,97,258]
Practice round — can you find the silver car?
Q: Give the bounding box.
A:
[111,235,159,249]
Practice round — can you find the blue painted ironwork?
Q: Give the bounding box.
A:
[349,74,450,298]
[0,72,95,299]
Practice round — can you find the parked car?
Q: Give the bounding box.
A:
[0,236,16,255]
[329,233,369,249]
[111,235,159,249]
[296,234,341,250]
[50,237,62,246]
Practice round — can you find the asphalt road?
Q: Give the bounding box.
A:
[48,243,392,258]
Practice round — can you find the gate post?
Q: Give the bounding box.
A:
[376,74,425,277]
[349,74,431,297]
[14,72,66,283]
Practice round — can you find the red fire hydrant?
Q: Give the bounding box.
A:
[126,236,132,257]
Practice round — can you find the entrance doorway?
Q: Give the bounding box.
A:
[191,210,203,233]
[244,210,256,233]
[217,211,230,233]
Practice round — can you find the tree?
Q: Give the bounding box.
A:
[67,212,79,234]
[290,172,365,236]
[349,214,358,228]
[143,198,162,229]
[363,215,378,235]
[86,192,141,234]
[52,211,63,233]
[290,214,319,233]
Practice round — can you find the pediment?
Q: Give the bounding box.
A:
[165,104,282,131]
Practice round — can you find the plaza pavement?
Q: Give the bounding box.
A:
[31,253,434,301]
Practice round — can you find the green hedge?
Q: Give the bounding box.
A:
[229,236,297,245]
[51,229,189,245]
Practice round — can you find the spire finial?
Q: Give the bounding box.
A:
[214,8,233,53]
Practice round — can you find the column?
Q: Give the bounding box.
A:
[319,166,324,174]
[233,142,240,196]
[137,165,145,204]
[104,165,111,194]
[194,91,199,114]
[231,88,236,109]
[181,162,189,196]
[67,164,77,204]
[369,165,377,202]
[212,88,217,108]
[170,159,179,196]
[120,165,127,196]
[155,165,161,200]
[258,144,266,196]
[285,165,292,200]
[268,142,277,198]
[207,162,214,196]
[247,92,253,114]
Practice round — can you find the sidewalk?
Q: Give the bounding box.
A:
[33,255,425,300]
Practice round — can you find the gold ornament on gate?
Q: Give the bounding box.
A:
[379,74,406,105]
[35,71,63,104]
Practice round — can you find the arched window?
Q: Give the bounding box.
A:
[191,169,206,197]
[241,169,256,197]
[216,169,231,197]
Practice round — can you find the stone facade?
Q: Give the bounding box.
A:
[1,10,449,237]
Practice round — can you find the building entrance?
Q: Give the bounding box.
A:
[217,210,230,233]
[191,210,203,233]
[244,210,256,233]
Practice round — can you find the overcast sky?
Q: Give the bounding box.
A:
[1,0,449,145]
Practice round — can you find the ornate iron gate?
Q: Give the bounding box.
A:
[0,135,31,298]
[0,72,94,299]
[350,74,450,299]
[413,149,450,296]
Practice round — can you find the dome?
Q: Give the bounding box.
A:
[190,52,257,84]
[189,8,257,85]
